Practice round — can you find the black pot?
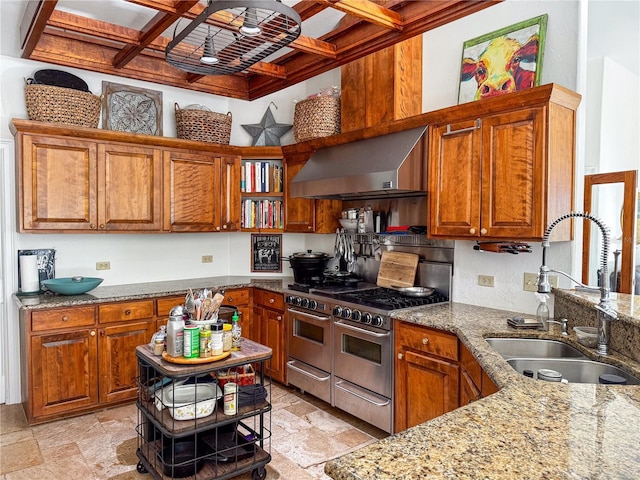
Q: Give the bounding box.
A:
[160,439,207,478]
[287,250,331,284]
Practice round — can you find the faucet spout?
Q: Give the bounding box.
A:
[537,211,615,354]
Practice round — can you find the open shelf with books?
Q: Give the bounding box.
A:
[241,157,284,231]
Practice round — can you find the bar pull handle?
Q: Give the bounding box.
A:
[443,119,480,136]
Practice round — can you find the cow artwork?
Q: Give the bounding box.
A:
[458,15,547,104]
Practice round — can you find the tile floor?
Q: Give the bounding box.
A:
[0,383,387,479]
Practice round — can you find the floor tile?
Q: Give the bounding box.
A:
[0,382,387,479]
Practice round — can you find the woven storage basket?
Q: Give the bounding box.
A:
[293,95,340,143]
[175,103,232,144]
[24,84,101,128]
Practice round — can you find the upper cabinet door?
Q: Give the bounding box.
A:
[428,119,482,237]
[98,143,163,231]
[284,159,315,233]
[481,108,545,238]
[21,134,98,231]
[220,155,241,231]
[163,149,221,232]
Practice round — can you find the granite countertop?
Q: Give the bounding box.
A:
[325,298,640,480]
[14,276,293,309]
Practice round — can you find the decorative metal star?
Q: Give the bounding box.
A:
[241,104,292,146]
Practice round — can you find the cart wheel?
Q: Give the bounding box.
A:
[252,466,267,480]
[136,462,148,474]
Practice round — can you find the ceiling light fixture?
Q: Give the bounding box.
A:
[166,0,301,76]
[200,28,219,64]
[240,8,262,37]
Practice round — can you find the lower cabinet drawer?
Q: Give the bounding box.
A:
[99,300,154,323]
[396,322,459,361]
[31,306,96,332]
[157,296,184,317]
[223,288,250,306]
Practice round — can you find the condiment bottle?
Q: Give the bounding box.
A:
[166,306,185,357]
[222,323,233,351]
[152,325,166,356]
[199,329,212,358]
[231,311,242,351]
[210,322,224,356]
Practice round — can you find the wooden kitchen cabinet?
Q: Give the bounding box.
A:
[428,89,579,241]
[283,153,341,233]
[253,289,286,383]
[163,149,241,232]
[97,301,155,404]
[21,300,155,424]
[17,133,162,232]
[394,322,459,432]
[223,288,254,339]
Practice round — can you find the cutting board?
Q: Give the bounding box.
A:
[376,251,419,288]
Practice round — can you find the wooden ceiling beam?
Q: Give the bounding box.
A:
[20,0,58,57]
[112,0,199,68]
[321,0,403,31]
[30,30,250,98]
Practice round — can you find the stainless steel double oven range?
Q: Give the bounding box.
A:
[285,262,451,434]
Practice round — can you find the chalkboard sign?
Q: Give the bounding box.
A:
[251,234,282,273]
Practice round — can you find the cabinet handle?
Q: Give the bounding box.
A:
[216,226,220,231]
[443,119,480,136]
[398,353,404,360]
[222,225,228,230]
[469,228,476,234]
[480,228,487,235]
[125,309,131,315]
[307,226,312,230]
[62,315,69,322]
[422,337,429,345]
[277,315,282,321]
[227,297,233,302]
[269,298,275,304]
[90,223,96,229]
[99,224,105,229]
[90,330,96,337]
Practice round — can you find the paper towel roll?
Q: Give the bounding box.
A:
[20,255,40,293]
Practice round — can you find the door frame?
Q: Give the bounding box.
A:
[1,138,19,404]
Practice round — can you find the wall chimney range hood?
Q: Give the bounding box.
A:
[289,126,428,200]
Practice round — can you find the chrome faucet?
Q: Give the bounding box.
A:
[537,212,617,355]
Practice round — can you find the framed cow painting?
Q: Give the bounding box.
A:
[458,14,548,104]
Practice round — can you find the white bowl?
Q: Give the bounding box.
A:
[338,218,358,232]
[157,383,222,420]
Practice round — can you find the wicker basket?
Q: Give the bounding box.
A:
[24,84,101,128]
[293,95,340,143]
[175,103,232,144]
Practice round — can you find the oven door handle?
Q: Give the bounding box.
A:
[287,361,330,381]
[335,380,390,407]
[334,320,391,338]
[287,307,331,321]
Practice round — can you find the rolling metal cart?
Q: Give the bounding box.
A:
[135,340,272,480]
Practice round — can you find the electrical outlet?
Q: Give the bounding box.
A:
[523,272,538,292]
[96,261,110,271]
[478,275,495,287]
[202,255,213,263]
[524,272,558,292]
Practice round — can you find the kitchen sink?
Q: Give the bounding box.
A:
[507,358,640,385]
[486,337,586,359]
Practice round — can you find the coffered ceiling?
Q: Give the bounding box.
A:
[19,0,500,100]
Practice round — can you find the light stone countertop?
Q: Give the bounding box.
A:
[14,276,292,309]
[325,299,640,480]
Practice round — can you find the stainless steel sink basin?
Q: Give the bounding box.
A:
[486,337,586,359]
[507,358,640,385]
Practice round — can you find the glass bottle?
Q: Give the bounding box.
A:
[536,293,550,330]
[231,311,242,351]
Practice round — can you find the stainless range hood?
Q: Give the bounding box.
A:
[289,126,428,199]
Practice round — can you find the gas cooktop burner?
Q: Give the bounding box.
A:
[288,273,363,293]
[332,287,448,311]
